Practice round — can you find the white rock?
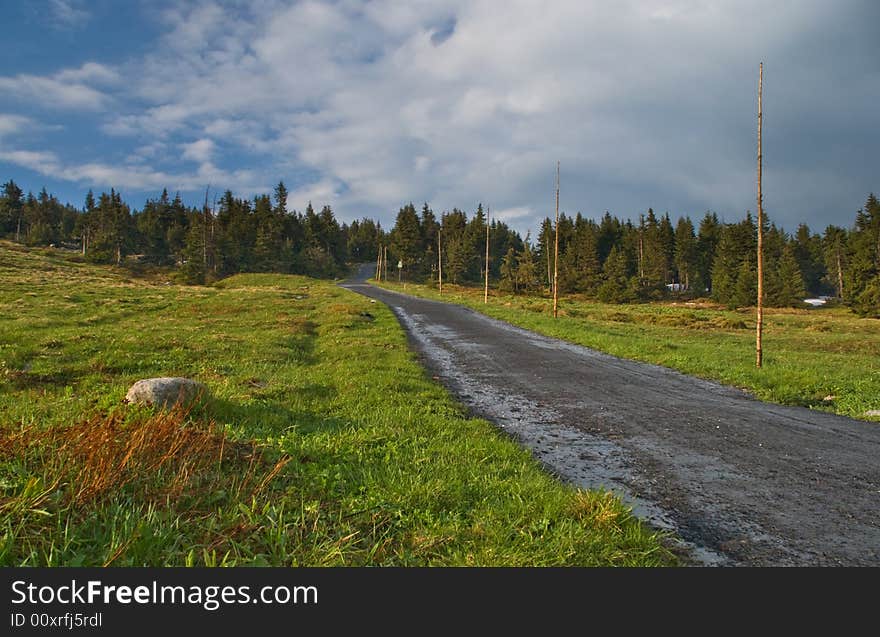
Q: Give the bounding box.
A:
[125,377,207,409]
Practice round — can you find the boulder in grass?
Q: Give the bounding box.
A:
[125,377,208,410]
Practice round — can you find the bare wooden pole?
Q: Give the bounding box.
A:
[553,161,560,318]
[438,230,443,295]
[375,244,381,280]
[546,234,552,294]
[210,195,217,275]
[203,185,210,271]
[384,246,388,281]
[756,62,764,369]
[484,206,490,303]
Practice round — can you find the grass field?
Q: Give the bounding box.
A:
[0,242,674,566]
[377,279,880,421]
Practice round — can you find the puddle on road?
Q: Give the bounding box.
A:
[392,306,728,566]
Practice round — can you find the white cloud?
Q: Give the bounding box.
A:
[0,147,268,196]
[493,207,533,222]
[48,0,89,28]
[181,138,216,163]
[0,114,34,139]
[3,0,876,233]
[55,62,118,85]
[0,62,114,111]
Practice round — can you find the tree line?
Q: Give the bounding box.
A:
[383,196,879,318]
[0,179,381,284]
[1,177,878,316]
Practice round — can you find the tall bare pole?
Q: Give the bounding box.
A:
[376,244,382,280]
[484,206,490,303]
[383,246,388,281]
[756,62,765,369]
[553,161,560,318]
[203,185,210,271]
[438,230,443,295]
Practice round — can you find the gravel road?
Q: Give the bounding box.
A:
[341,266,880,566]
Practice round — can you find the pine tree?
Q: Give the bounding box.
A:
[180,214,206,284]
[847,194,880,316]
[90,189,133,264]
[0,180,24,237]
[711,225,743,306]
[659,212,676,283]
[465,204,487,282]
[538,217,554,292]
[732,258,757,309]
[253,194,282,271]
[516,236,540,293]
[767,243,806,307]
[793,224,826,294]
[441,209,468,284]
[597,246,636,303]
[696,212,721,295]
[420,203,439,279]
[639,208,667,298]
[673,216,697,291]
[822,225,847,299]
[137,189,173,264]
[390,203,423,277]
[499,246,518,293]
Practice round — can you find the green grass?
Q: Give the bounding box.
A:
[377,279,880,420]
[0,242,674,566]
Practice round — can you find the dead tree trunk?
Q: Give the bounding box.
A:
[484,207,490,303]
[756,62,765,369]
[553,161,560,318]
[438,231,443,294]
[203,186,211,271]
[376,244,382,280]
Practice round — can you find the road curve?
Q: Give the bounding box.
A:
[341,265,880,566]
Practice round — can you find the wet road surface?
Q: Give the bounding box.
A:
[341,266,880,565]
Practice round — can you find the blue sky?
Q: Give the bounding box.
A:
[1,0,878,236]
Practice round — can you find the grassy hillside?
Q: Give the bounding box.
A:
[376,280,880,420]
[0,242,674,566]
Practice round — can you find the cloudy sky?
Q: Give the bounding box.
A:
[1,0,877,236]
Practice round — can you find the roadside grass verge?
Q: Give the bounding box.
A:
[0,243,674,566]
[375,279,880,420]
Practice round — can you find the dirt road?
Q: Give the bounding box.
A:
[341,266,880,565]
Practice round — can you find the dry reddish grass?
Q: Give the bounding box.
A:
[0,406,291,510]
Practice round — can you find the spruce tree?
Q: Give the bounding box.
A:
[732,258,757,309]
[711,225,743,306]
[1,180,23,236]
[846,194,880,316]
[390,203,423,277]
[516,237,540,293]
[673,216,697,291]
[696,212,721,295]
[822,225,848,299]
[499,246,518,293]
[768,244,806,307]
[597,245,636,303]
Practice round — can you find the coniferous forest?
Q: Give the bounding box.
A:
[1,178,878,317]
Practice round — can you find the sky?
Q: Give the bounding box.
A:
[0,0,877,237]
